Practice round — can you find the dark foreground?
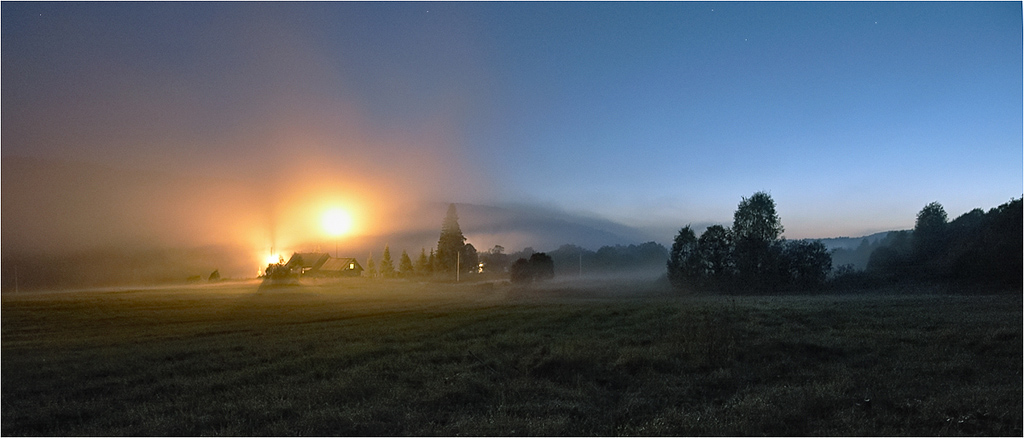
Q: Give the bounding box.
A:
[2,279,1021,436]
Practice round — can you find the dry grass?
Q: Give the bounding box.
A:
[2,278,1021,435]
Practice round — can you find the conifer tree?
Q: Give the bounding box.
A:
[436,204,467,274]
[399,250,414,277]
[429,249,439,275]
[365,252,376,278]
[415,248,430,276]
[379,244,395,278]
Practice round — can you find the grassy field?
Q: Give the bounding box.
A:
[2,278,1021,436]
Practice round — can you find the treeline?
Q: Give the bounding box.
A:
[372,204,670,283]
[667,192,832,294]
[854,198,1022,288]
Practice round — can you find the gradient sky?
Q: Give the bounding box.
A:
[3,2,1022,247]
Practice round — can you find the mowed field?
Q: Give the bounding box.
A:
[2,278,1021,436]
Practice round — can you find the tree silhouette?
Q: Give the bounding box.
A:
[509,252,555,284]
[783,240,831,290]
[436,204,466,274]
[415,248,430,276]
[913,201,948,260]
[667,226,698,290]
[529,252,555,281]
[697,225,734,286]
[365,252,376,278]
[733,192,784,290]
[379,245,395,278]
[399,250,415,277]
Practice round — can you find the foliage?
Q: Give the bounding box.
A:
[667,192,831,294]
[365,252,376,278]
[379,245,395,278]
[415,248,431,276]
[783,240,831,291]
[696,225,735,285]
[436,204,467,274]
[543,242,668,278]
[667,226,698,289]
[480,246,510,274]
[733,192,785,288]
[398,250,414,277]
[510,253,555,284]
[866,198,1022,287]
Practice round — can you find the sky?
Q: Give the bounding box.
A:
[3,2,1022,262]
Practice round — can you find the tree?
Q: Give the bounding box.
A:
[510,258,533,284]
[509,253,555,284]
[365,252,376,278]
[667,226,698,290]
[733,191,784,243]
[399,250,414,277]
[481,245,510,274]
[913,201,948,260]
[436,204,466,274]
[784,240,831,290]
[733,192,784,290]
[415,248,430,276]
[463,243,479,274]
[529,252,555,281]
[429,248,440,274]
[379,245,395,278]
[697,225,734,286]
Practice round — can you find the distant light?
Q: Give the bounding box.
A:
[323,208,354,237]
[265,253,282,265]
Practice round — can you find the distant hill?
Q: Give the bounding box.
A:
[809,231,897,251]
[355,202,658,257]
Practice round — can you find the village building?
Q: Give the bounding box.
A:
[285,252,363,277]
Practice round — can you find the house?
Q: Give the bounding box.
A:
[285,252,363,277]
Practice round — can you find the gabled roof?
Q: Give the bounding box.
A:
[320,257,362,272]
[286,252,330,270]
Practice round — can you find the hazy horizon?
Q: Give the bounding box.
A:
[3,2,1021,284]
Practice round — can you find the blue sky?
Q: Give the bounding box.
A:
[3,2,1021,246]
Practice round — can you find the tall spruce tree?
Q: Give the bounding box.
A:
[379,244,395,278]
[436,203,467,274]
[365,252,376,278]
[399,250,415,277]
[416,248,430,276]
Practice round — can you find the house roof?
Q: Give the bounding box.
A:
[320,257,362,271]
[286,252,330,269]
[286,253,362,272]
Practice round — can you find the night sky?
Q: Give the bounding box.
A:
[3,2,1021,257]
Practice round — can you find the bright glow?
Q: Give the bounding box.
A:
[322,208,354,237]
[265,253,283,265]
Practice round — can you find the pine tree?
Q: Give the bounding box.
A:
[436,204,466,274]
[415,248,430,276]
[365,252,376,278]
[429,249,439,275]
[399,250,414,277]
[379,244,395,278]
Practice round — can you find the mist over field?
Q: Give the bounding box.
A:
[0,156,666,291]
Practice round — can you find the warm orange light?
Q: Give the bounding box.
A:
[322,208,354,237]
[265,253,283,265]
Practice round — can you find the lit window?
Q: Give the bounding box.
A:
[349,263,355,270]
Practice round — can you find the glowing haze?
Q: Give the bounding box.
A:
[2,3,1021,283]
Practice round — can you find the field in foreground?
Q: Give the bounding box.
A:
[2,279,1021,436]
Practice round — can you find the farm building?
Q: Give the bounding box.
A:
[285,252,363,277]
